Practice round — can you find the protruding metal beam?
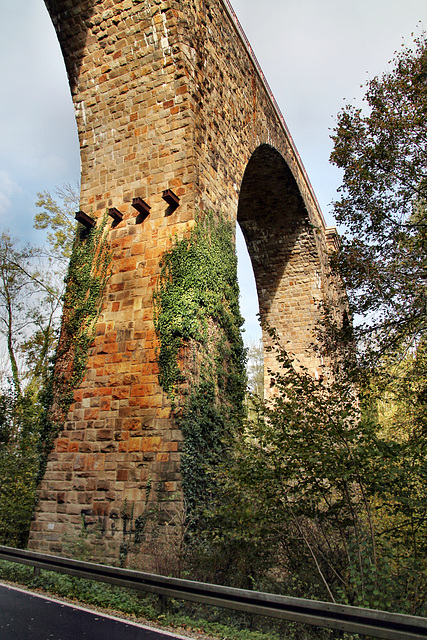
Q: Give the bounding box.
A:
[162,189,180,208]
[132,197,151,221]
[75,211,95,229]
[108,207,123,223]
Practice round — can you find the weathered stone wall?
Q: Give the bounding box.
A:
[29,0,341,564]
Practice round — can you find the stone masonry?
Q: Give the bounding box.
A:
[29,0,342,564]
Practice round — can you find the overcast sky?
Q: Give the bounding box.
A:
[0,0,426,342]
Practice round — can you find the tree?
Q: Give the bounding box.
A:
[0,232,63,546]
[0,184,79,391]
[34,182,79,260]
[0,387,39,547]
[322,32,427,614]
[0,184,79,546]
[30,183,79,383]
[330,34,427,361]
[0,232,64,394]
[246,338,264,398]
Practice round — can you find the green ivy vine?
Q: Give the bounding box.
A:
[38,215,113,479]
[153,213,247,521]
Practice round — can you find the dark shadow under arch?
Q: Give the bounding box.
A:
[237,144,323,385]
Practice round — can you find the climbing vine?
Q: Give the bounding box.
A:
[38,215,113,478]
[153,213,247,521]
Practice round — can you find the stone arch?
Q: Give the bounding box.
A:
[237,144,326,386]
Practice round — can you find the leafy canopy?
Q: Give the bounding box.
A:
[330,34,427,357]
[34,183,78,260]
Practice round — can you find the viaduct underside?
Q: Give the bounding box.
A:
[29,0,341,565]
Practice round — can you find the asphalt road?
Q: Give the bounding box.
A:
[0,583,191,640]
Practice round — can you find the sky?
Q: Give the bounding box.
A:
[0,0,426,342]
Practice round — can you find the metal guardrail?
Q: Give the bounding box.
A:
[1,544,427,639]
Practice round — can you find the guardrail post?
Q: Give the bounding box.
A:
[159,593,167,614]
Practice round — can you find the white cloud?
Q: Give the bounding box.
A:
[0,171,19,215]
[0,0,79,191]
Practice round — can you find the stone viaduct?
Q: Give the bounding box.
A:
[29,0,341,563]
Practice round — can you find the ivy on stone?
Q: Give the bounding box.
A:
[153,213,247,521]
[38,215,112,479]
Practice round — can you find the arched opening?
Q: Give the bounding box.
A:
[236,224,261,343]
[236,223,263,398]
[237,144,322,392]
